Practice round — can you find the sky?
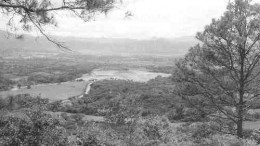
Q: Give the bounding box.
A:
[1,0,260,39]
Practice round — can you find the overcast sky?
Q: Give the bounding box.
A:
[1,0,260,39]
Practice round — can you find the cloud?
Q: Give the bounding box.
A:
[46,0,229,39]
[1,0,260,39]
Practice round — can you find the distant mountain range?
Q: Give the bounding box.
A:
[0,30,198,57]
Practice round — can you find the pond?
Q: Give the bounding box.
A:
[79,68,172,82]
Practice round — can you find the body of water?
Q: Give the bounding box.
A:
[79,68,171,82]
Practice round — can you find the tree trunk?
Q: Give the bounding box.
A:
[237,43,245,138]
[237,88,244,138]
[237,111,243,138]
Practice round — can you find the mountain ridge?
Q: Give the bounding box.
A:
[0,30,198,57]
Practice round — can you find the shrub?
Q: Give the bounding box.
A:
[0,107,68,146]
[208,134,257,146]
[175,122,258,146]
[27,85,31,89]
[251,129,260,144]
[246,109,260,120]
[5,94,49,110]
[0,76,15,91]
[0,97,7,109]
[167,106,185,122]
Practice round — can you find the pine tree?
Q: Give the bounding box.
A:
[174,0,260,137]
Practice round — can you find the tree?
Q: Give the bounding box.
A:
[27,84,31,89]
[17,83,22,89]
[0,75,15,91]
[174,0,260,138]
[105,93,143,145]
[0,0,117,49]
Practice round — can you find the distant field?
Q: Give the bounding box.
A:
[49,112,105,122]
[0,82,87,101]
[244,121,260,130]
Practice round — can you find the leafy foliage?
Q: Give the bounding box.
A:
[82,77,177,117]
[0,75,15,91]
[0,106,68,146]
[174,0,260,137]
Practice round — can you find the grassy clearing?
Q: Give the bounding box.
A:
[0,81,86,101]
[244,121,260,130]
[48,112,105,122]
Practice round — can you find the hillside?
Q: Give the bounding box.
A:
[0,30,198,57]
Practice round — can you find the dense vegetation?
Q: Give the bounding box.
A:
[1,92,260,146]
[47,77,179,118]
[0,56,97,86]
[0,76,15,91]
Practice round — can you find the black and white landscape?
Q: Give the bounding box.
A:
[1,0,260,146]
